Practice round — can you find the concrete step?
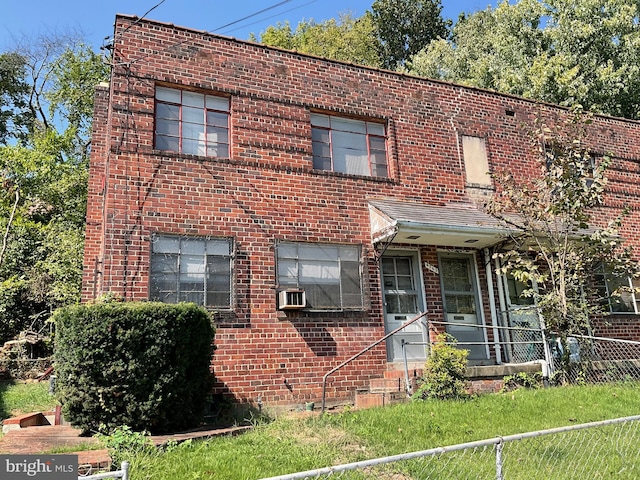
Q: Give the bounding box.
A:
[355,391,407,409]
[369,377,402,393]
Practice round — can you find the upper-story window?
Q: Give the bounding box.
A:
[155,86,230,158]
[150,234,233,309]
[311,113,388,177]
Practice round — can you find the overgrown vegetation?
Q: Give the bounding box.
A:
[0,34,108,346]
[111,383,640,479]
[486,108,639,371]
[53,301,215,434]
[501,371,544,392]
[413,333,469,400]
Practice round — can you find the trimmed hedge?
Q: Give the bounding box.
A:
[53,301,215,434]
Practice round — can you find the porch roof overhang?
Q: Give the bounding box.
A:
[369,199,513,249]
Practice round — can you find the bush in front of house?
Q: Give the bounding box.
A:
[53,301,215,434]
[413,333,469,401]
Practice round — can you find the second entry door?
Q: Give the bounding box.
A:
[439,254,489,361]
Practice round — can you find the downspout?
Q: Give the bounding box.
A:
[484,248,502,365]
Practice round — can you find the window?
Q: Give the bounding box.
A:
[155,86,230,157]
[462,136,491,186]
[311,113,388,177]
[595,269,640,314]
[277,242,363,309]
[150,235,233,308]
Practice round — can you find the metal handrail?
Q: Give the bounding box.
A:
[320,311,428,413]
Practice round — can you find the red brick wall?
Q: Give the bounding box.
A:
[82,15,640,406]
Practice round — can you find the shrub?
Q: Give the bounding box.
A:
[96,425,156,468]
[501,371,543,392]
[53,301,215,434]
[413,333,469,401]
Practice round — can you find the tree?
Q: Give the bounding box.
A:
[0,52,32,144]
[0,34,108,342]
[371,0,450,70]
[410,0,640,120]
[252,13,381,68]
[485,108,639,363]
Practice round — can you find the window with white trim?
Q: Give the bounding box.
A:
[277,242,364,309]
[155,86,230,157]
[150,235,233,308]
[311,113,388,177]
[595,269,640,314]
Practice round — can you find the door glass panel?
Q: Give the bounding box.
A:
[445,294,476,314]
[442,258,472,291]
[382,254,426,361]
[506,274,534,306]
[382,257,418,314]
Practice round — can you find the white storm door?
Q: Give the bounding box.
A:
[381,253,427,362]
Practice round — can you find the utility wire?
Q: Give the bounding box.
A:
[111,0,168,44]
[214,0,292,31]
[218,0,318,36]
[119,0,303,67]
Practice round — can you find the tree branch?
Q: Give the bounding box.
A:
[0,187,20,269]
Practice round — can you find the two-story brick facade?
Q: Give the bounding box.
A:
[82,14,640,407]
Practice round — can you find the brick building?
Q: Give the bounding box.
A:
[82,14,640,407]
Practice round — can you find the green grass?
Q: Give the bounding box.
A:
[114,383,640,479]
[0,380,57,421]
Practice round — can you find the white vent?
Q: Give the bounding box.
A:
[278,290,306,309]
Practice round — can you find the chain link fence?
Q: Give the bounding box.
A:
[550,334,640,385]
[424,318,640,387]
[260,415,640,480]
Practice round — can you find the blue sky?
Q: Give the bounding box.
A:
[1,0,496,51]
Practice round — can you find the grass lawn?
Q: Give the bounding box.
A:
[0,380,56,421]
[119,383,640,479]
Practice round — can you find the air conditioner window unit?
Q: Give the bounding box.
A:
[278,289,306,309]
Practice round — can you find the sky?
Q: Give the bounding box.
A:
[0,0,497,51]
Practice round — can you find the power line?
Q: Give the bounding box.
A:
[218,0,319,36]
[214,0,293,32]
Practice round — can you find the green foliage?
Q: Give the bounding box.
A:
[0,37,107,344]
[372,0,450,70]
[96,425,155,469]
[413,333,469,400]
[46,44,109,159]
[501,371,543,392]
[0,380,57,421]
[254,13,382,68]
[0,52,32,144]
[410,0,640,120]
[53,301,216,434]
[125,384,640,479]
[486,108,639,342]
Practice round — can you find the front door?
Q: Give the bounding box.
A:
[381,253,427,362]
[439,254,489,361]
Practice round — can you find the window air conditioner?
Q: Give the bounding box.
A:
[278,289,306,309]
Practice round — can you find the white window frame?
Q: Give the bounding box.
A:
[155,86,230,158]
[150,234,233,309]
[595,269,640,314]
[277,241,364,310]
[311,113,388,178]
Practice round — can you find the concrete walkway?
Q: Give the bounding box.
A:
[0,423,251,472]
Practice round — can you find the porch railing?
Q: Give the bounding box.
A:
[320,311,428,413]
[402,318,640,393]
